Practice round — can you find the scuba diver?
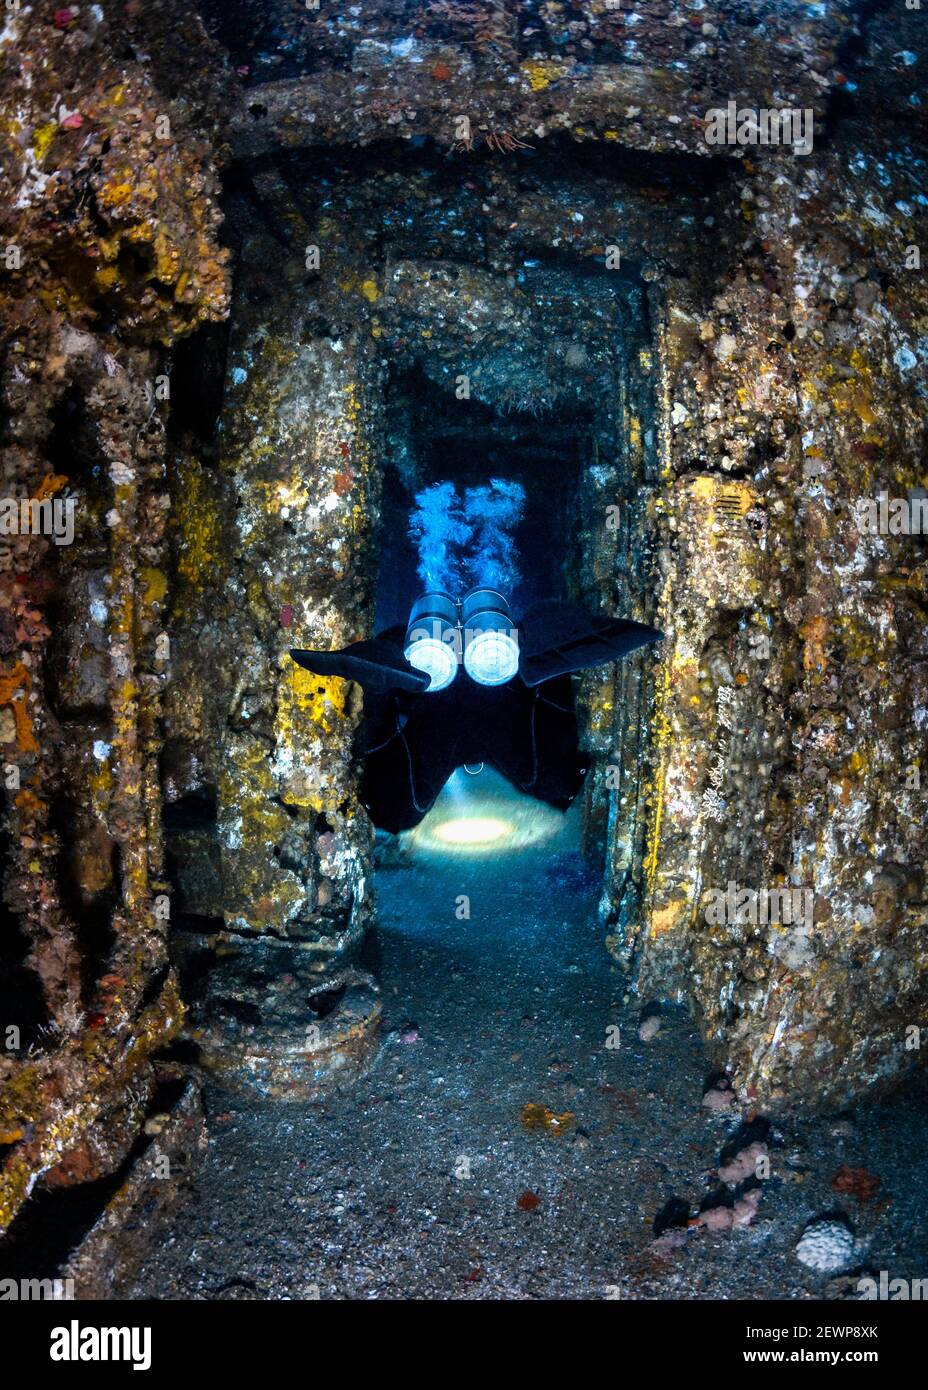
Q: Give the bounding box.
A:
[290,587,662,834]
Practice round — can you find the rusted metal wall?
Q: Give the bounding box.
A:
[0,1,229,1232]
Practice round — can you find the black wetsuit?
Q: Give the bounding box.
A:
[291,599,662,835]
[357,626,586,832]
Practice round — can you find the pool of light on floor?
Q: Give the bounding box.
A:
[433,815,511,845]
[403,766,576,859]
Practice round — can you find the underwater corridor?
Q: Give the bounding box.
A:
[158,140,670,1101]
[122,143,728,1296]
[128,138,928,1301]
[2,0,928,1314]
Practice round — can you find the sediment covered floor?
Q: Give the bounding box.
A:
[127,783,928,1300]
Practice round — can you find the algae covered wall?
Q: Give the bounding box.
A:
[0,0,228,1230]
[635,76,928,1107]
[164,215,385,1095]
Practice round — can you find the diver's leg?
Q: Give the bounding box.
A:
[359,698,462,833]
[488,679,587,810]
[359,735,423,833]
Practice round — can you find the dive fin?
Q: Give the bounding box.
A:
[290,639,430,694]
[518,600,663,687]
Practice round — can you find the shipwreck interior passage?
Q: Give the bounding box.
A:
[152,140,670,1110]
[0,0,926,1311]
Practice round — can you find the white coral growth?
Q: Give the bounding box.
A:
[795,1219,856,1273]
